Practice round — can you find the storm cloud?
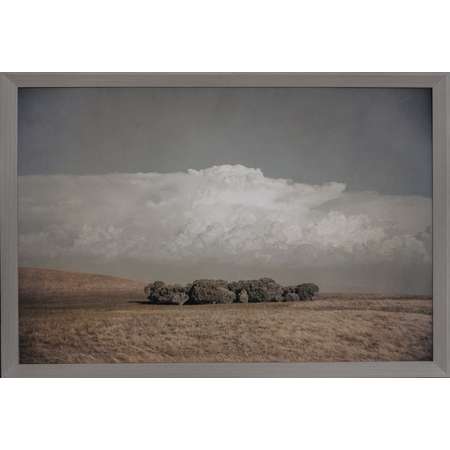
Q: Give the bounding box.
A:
[18,165,432,294]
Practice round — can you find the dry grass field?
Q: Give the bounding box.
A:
[19,267,433,363]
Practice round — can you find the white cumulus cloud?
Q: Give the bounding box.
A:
[18,165,432,293]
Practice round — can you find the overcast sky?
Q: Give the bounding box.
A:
[18,88,432,293]
[19,87,431,196]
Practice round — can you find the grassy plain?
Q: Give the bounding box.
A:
[19,267,432,363]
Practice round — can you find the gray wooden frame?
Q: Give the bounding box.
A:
[1,73,448,378]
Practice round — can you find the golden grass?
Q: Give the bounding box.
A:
[19,266,146,301]
[19,268,433,363]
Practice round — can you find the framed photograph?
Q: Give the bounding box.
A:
[1,73,448,377]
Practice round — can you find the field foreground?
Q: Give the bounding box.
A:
[19,268,432,363]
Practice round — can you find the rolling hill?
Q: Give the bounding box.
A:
[19,267,146,302]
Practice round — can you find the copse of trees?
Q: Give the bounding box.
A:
[144,278,319,305]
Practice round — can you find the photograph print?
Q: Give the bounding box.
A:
[18,87,432,363]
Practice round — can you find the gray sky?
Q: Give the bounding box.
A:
[18,88,433,293]
[19,87,432,196]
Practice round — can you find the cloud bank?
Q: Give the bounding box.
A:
[18,165,432,293]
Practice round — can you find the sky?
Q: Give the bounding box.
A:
[18,87,432,293]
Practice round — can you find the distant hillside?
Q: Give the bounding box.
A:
[19,267,146,302]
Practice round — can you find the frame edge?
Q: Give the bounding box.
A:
[5,361,447,378]
[3,72,447,88]
[0,74,19,377]
[432,74,450,376]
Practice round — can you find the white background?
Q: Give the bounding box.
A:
[1,1,449,449]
